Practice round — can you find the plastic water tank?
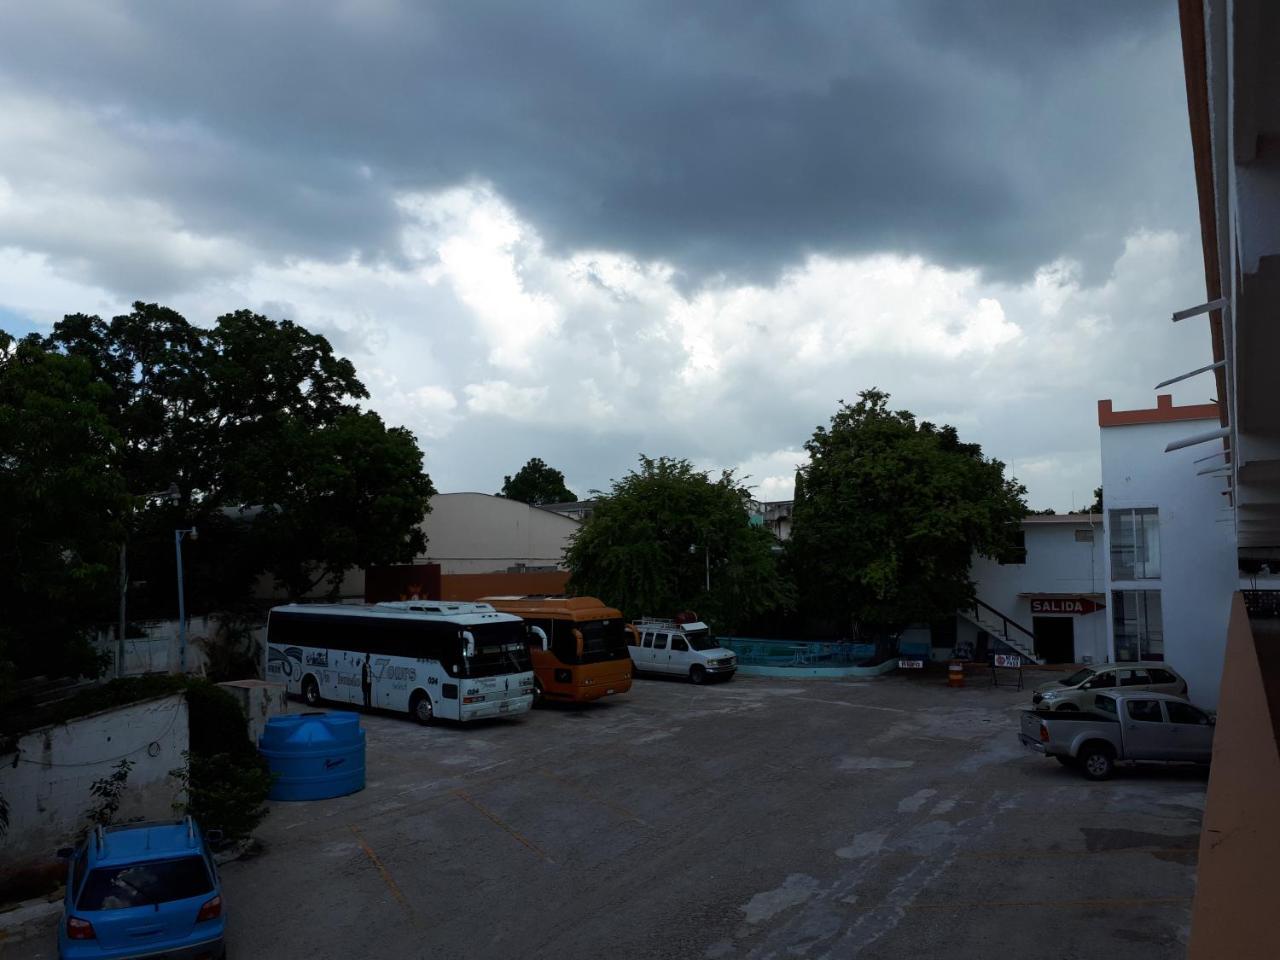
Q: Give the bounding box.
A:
[259,711,366,801]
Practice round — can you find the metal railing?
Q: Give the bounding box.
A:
[1242,590,1280,619]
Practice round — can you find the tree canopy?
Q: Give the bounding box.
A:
[0,303,435,687]
[788,389,1026,641]
[564,456,790,630]
[499,457,576,505]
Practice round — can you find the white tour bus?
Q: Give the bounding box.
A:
[265,602,535,723]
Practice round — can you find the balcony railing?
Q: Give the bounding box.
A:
[1242,590,1280,619]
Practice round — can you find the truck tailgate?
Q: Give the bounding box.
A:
[1019,710,1047,752]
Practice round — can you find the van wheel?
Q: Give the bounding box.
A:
[1055,703,1080,712]
[1079,745,1115,781]
[409,691,433,725]
[689,664,706,685]
[302,676,320,707]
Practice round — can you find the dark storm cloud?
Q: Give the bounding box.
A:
[0,0,1184,287]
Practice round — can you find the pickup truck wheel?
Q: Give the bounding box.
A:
[1054,703,1080,712]
[689,664,707,685]
[1079,745,1115,781]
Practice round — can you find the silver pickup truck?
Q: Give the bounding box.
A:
[1018,690,1215,780]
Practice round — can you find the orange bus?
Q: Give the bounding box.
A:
[480,596,633,704]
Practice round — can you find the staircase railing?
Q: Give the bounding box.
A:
[970,598,1038,658]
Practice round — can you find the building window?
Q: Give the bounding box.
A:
[1112,590,1163,661]
[998,529,1027,565]
[1109,508,1160,579]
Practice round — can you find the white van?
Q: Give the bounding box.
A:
[629,617,737,684]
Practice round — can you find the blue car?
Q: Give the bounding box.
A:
[57,818,227,960]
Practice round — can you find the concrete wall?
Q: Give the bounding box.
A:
[440,570,572,601]
[0,695,189,873]
[98,616,220,676]
[968,518,1108,664]
[217,680,289,746]
[1188,594,1280,960]
[1101,416,1239,707]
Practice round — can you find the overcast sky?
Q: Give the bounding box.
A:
[0,1,1218,509]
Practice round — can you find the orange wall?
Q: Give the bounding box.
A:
[1188,593,1280,959]
[440,571,571,601]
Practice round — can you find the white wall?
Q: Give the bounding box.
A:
[969,519,1109,663]
[0,695,189,873]
[420,493,581,574]
[1101,417,1239,708]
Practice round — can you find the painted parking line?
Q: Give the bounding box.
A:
[453,789,555,864]
[349,824,420,927]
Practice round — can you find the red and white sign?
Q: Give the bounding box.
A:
[1030,597,1103,615]
[994,654,1023,668]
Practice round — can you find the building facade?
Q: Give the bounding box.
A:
[1098,396,1239,708]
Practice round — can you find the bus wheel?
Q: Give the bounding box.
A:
[532,679,544,707]
[302,676,320,707]
[689,664,706,685]
[409,691,434,725]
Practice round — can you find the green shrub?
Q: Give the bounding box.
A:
[183,678,254,757]
[171,751,273,843]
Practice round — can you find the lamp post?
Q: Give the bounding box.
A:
[174,526,198,674]
[117,482,180,678]
[689,543,710,592]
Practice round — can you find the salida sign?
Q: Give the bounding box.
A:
[1030,597,1104,615]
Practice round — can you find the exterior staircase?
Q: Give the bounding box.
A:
[959,599,1043,664]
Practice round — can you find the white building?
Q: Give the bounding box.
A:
[961,514,1107,665]
[1098,396,1239,708]
[420,492,580,574]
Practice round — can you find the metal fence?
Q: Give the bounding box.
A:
[718,637,880,667]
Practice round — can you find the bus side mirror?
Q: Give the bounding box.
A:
[530,626,548,652]
[462,631,476,658]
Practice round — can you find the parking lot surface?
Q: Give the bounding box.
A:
[12,673,1206,959]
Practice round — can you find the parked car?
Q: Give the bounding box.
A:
[1019,690,1214,780]
[1031,661,1188,711]
[629,617,736,683]
[58,817,226,960]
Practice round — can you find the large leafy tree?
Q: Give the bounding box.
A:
[789,389,1026,646]
[564,456,789,630]
[34,302,434,619]
[0,333,130,686]
[499,457,575,505]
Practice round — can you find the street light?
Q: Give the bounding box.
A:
[117,482,180,678]
[175,526,198,674]
[689,543,710,592]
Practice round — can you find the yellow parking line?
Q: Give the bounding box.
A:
[349,825,419,926]
[454,789,555,864]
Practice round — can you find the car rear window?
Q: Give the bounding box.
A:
[77,857,212,910]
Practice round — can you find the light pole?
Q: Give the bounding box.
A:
[117,482,179,678]
[689,543,710,592]
[174,526,198,674]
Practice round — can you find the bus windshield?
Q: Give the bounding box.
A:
[684,629,719,651]
[462,621,533,678]
[576,619,631,663]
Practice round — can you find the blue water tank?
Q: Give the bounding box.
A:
[259,711,366,801]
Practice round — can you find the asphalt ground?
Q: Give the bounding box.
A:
[10,671,1205,959]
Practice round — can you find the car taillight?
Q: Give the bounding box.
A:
[67,917,96,940]
[196,895,222,923]
[1039,722,1050,743]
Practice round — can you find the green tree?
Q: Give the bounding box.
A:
[788,389,1026,650]
[499,457,576,505]
[0,332,130,685]
[1075,486,1103,515]
[564,456,790,630]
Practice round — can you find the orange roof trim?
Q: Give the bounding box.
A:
[1097,394,1220,428]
